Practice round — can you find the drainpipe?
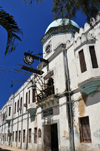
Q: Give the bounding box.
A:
[63,50,75,151]
[26,113,29,150]
[20,90,24,149]
[11,94,15,147]
[16,94,20,147]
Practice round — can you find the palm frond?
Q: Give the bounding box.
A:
[0,7,23,55]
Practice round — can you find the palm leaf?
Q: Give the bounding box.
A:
[0,7,23,55]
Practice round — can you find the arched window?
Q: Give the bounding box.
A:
[45,45,50,53]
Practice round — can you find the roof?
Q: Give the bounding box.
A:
[45,18,80,34]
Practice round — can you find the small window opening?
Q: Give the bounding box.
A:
[47,77,54,95]
[46,45,50,53]
[79,116,91,143]
[89,46,98,68]
[79,49,87,73]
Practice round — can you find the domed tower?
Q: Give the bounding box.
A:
[41,18,79,60]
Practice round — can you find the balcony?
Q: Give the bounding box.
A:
[6,115,12,124]
[37,86,59,108]
[80,80,100,97]
[27,103,37,116]
[37,85,54,103]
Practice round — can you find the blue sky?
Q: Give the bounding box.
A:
[0,0,86,109]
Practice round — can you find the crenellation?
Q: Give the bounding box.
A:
[90,17,96,26]
[79,27,84,36]
[84,22,91,32]
[81,33,87,43]
[74,32,79,41]
[70,36,74,45]
[96,12,100,22]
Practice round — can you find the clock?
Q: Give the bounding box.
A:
[24,54,34,65]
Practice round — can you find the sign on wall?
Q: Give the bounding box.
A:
[43,108,53,117]
[38,128,41,137]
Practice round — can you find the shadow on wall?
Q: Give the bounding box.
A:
[80,92,100,107]
[0,148,11,151]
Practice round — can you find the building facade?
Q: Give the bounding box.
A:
[0,15,100,151]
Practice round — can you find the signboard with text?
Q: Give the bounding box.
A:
[43,108,53,117]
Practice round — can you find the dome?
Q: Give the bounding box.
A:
[45,18,79,34]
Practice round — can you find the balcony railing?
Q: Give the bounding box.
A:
[37,85,54,102]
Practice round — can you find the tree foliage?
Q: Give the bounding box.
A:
[52,0,100,22]
[24,0,100,23]
[0,7,23,56]
[23,0,43,4]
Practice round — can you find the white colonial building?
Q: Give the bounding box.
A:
[0,14,100,151]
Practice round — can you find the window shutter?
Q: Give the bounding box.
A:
[33,89,36,102]
[89,46,98,68]
[79,50,87,73]
[15,131,17,142]
[17,100,19,112]
[79,116,91,143]
[15,102,16,113]
[29,90,30,104]
[20,98,22,108]
[9,107,11,116]
[19,131,21,142]
[79,118,83,142]
[26,93,27,104]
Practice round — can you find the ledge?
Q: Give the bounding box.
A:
[37,94,59,109]
[80,80,100,96]
[6,116,12,124]
[27,102,37,116]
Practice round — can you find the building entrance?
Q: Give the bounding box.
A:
[44,123,58,151]
[51,124,58,151]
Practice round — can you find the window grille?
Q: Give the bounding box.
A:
[89,46,98,68]
[79,116,91,143]
[79,50,87,73]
